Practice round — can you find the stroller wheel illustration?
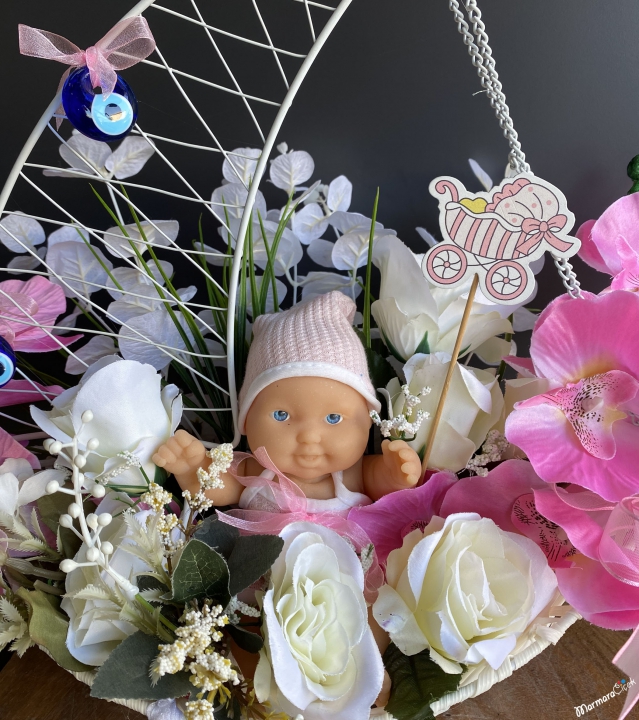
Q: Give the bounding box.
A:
[425,244,468,284]
[485,260,529,301]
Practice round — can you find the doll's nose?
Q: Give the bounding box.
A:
[297,426,322,444]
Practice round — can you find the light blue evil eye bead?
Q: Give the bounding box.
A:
[0,338,16,388]
[91,93,135,137]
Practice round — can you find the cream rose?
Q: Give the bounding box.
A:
[387,352,504,472]
[254,522,384,720]
[373,513,557,674]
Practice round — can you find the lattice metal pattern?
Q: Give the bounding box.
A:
[0,0,348,442]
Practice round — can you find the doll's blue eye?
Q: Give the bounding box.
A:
[326,414,342,425]
[272,410,289,422]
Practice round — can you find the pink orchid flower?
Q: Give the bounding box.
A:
[505,290,639,502]
[0,275,81,352]
[533,484,639,630]
[0,379,64,408]
[576,193,639,291]
[0,426,39,470]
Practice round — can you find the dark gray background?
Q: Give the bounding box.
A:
[2,0,637,302]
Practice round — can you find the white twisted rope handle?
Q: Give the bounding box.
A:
[448,0,583,299]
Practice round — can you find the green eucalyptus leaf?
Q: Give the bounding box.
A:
[227,535,283,596]
[91,631,193,700]
[17,588,91,674]
[383,643,464,720]
[227,624,263,654]
[171,539,230,605]
[193,516,240,559]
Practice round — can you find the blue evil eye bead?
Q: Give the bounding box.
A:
[272,410,289,422]
[0,338,16,388]
[61,66,138,142]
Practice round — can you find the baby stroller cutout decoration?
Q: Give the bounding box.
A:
[423,172,581,304]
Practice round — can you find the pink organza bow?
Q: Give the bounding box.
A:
[18,16,155,99]
[518,215,572,255]
[217,447,384,601]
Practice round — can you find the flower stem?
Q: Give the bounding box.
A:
[136,594,177,632]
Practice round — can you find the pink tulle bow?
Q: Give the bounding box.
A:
[18,16,156,99]
[519,215,571,254]
[217,447,384,601]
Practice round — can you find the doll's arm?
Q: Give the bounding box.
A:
[152,429,243,506]
[362,439,422,501]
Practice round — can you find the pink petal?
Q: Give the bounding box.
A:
[610,236,639,291]
[530,290,639,384]
[503,355,537,378]
[533,486,608,559]
[16,332,83,353]
[0,427,39,469]
[439,459,546,533]
[348,471,456,564]
[592,193,639,275]
[506,402,639,502]
[576,218,611,273]
[555,555,639,629]
[0,379,63,407]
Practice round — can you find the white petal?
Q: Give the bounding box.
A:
[48,225,87,247]
[106,264,172,300]
[307,238,335,268]
[0,215,45,253]
[211,183,267,221]
[291,203,329,244]
[269,151,314,193]
[327,175,353,212]
[102,221,179,259]
[222,147,261,185]
[105,137,155,179]
[0,473,19,515]
[329,211,383,235]
[468,158,493,191]
[66,336,119,375]
[46,241,113,298]
[17,468,66,507]
[300,272,359,302]
[59,133,112,173]
[118,309,194,371]
[7,255,41,271]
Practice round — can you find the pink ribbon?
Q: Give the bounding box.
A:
[518,215,572,255]
[217,448,384,601]
[18,17,156,99]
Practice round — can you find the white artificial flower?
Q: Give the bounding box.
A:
[31,358,182,488]
[61,495,155,665]
[254,522,384,720]
[389,353,504,472]
[372,236,512,362]
[0,459,66,522]
[373,514,558,674]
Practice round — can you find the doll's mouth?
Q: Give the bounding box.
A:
[296,454,324,464]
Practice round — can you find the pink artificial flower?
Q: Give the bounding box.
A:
[0,275,81,352]
[505,291,639,502]
[534,485,639,630]
[0,426,39,470]
[348,471,456,564]
[576,193,639,291]
[0,379,64,407]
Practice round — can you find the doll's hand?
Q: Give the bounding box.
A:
[152,429,207,490]
[382,439,422,489]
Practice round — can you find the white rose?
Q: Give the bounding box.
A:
[32,357,182,488]
[371,236,512,362]
[254,522,384,720]
[61,494,153,665]
[388,352,504,471]
[373,513,557,674]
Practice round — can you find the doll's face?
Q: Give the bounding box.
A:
[244,376,372,480]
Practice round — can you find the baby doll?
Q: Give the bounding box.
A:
[153,291,422,512]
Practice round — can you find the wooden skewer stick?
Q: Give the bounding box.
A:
[421,273,480,473]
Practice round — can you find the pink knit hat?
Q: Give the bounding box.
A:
[238,291,381,433]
